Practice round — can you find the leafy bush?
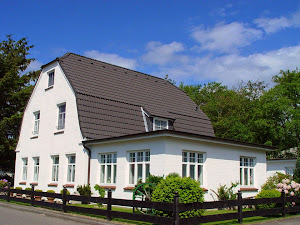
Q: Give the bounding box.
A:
[255,189,281,209]
[151,176,205,218]
[47,190,55,193]
[262,172,291,190]
[293,158,300,183]
[94,185,105,198]
[166,173,180,179]
[211,182,239,201]
[146,174,164,185]
[0,175,13,186]
[60,189,70,195]
[276,179,300,197]
[77,184,92,196]
[25,187,32,191]
[15,187,22,190]
[35,189,42,192]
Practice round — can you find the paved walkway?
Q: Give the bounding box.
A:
[251,215,300,225]
[0,201,123,225]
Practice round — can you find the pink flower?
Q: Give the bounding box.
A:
[290,191,295,196]
[284,190,289,194]
[295,187,299,192]
[277,188,282,192]
[292,202,296,205]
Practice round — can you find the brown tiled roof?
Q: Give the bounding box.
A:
[47,53,215,139]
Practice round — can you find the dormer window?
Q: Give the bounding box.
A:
[153,118,168,131]
[48,71,55,87]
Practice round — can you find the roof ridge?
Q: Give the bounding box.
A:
[65,52,172,83]
[76,91,143,108]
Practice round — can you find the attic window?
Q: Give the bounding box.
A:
[48,71,55,87]
[153,118,168,131]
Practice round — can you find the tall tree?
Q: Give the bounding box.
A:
[0,35,39,171]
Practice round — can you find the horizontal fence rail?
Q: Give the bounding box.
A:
[1,185,300,225]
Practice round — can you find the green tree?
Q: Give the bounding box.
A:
[0,35,39,171]
[294,158,300,183]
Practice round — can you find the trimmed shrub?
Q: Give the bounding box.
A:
[77,184,92,196]
[262,172,291,190]
[60,189,70,195]
[35,189,42,192]
[15,187,22,190]
[255,189,281,209]
[25,187,32,191]
[47,190,55,193]
[151,176,204,218]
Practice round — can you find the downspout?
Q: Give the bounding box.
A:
[83,143,91,185]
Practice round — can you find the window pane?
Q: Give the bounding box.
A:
[249,158,254,167]
[69,156,75,164]
[190,165,195,179]
[100,165,105,183]
[161,120,167,128]
[190,153,195,163]
[113,165,117,183]
[107,154,112,163]
[244,168,248,185]
[198,165,203,185]
[240,158,243,166]
[240,168,243,185]
[137,152,143,162]
[244,158,248,167]
[107,165,111,183]
[113,154,117,163]
[145,151,150,162]
[182,152,187,162]
[137,164,143,182]
[250,168,254,185]
[198,154,203,163]
[100,155,105,163]
[72,165,75,182]
[129,153,135,162]
[182,164,187,177]
[145,164,150,180]
[129,164,135,184]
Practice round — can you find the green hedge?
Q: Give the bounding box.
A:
[255,189,281,209]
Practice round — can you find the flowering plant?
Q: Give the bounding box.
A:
[0,179,8,188]
[276,178,300,198]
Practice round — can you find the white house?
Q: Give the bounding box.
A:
[14,53,275,201]
[267,159,297,177]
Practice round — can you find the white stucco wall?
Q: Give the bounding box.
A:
[88,135,267,201]
[267,160,296,177]
[14,62,87,194]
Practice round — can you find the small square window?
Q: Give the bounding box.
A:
[153,118,168,131]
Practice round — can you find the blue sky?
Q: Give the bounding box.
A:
[2,0,300,86]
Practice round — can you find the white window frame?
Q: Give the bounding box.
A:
[99,153,117,184]
[51,156,59,182]
[57,103,66,130]
[67,155,76,183]
[33,157,40,182]
[240,157,255,186]
[182,151,204,185]
[128,150,150,184]
[48,71,55,87]
[286,167,295,176]
[33,111,40,135]
[153,118,168,131]
[22,158,28,180]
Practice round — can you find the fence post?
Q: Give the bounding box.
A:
[237,190,242,224]
[107,189,112,221]
[7,182,11,202]
[173,191,179,225]
[281,190,286,217]
[62,186,67,213]
[31,184,35,206]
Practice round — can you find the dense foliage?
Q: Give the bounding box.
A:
[179,70,300,156]
[77,184,92,196]
[146,174,164,185]
[151,176,205,218]
[0,35,39,171]
[261,172,291,190]
[211,182,239,201]
[255,189,281,209]
[294,158,300,183]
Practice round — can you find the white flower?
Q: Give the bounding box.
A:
[290,191,295,196]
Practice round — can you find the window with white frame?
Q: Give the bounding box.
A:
[57,103,66,130]
[22,158,28,180]
[182,151,204,185]
[99,153,117,184]
[67,155,76,182]
[129,151,150,184]
[286,167,295,176]
[240,157,255,186]
[33,111,40,135]
[51,156,59,182]
[33,157,40,181]
[48,71,54,87]
[153,118,168,131]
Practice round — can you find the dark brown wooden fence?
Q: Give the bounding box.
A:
[0,185,299,225]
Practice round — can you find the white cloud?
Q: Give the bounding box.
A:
[23,60,42,73]
[191,22,263,53]
[84,50,137,69]
[254,10,300,34]
[141,41,187,65]
[153,45,300,87]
